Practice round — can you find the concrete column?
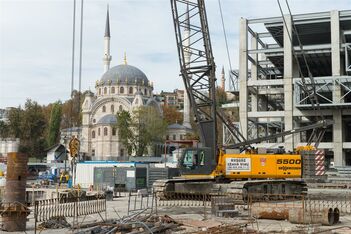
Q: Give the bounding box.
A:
[331,10,343,166]
[251,33,258,113]
[331,10,341,77]
[250,33,258,140]
[283,15,294,151]
[239,18,248,138]
[333,110,344,166]
[331,10,342,103]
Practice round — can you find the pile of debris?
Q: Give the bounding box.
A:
[77,214,181,234]
[38,216,71,229]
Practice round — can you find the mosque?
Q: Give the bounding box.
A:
[80,9,162,160]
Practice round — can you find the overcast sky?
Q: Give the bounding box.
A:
[0,0,349,108]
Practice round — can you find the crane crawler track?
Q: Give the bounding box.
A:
[153,179,307,203]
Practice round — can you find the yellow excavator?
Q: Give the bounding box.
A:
[153,0,333,201]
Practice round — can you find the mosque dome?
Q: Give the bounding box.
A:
[100,64,149,86]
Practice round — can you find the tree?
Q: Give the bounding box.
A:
[0,120,9,138]
[19,99,47,159]
[116,107,167,156]
[61,90,82,129]
[7,107,23,138]
[216,87,228,106]
[47,101,62,147]
[162,106,183,124]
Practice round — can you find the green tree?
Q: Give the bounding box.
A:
[116,107,167,156]
[216,87,228,106]
[47,101,62,147]
[0,120,9,137]
[61,90,82,129]
[7,107,23,138]
[19,99,47,159]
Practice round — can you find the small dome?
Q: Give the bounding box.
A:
[100,64,148,85]
[168,123,191,130]
[97,114,117,125]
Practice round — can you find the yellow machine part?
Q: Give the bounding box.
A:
[216,153,302,179]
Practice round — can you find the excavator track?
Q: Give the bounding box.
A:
[153,179,307,203]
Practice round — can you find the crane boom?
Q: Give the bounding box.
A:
[171,0,247,160]
[171,0,333,155]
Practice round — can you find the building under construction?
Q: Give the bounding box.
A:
[237,10,351,166]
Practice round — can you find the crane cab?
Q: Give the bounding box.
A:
[178,147,302,180]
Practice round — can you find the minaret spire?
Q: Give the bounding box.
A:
[183,3,192,129]
[103,5,112,72]
[105,5,110,37]
[221,66,225,90]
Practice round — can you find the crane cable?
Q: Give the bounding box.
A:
[217,0,246,145]
[277,0,325,146]
[77,0,84,138]
[217,0,233,72]
[70,0,76,138]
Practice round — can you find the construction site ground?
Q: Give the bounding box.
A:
[5,187,351,234]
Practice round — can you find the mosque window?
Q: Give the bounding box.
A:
[104,87,107,94]
[104,127,108,136]
[129,87,133,94]
[111,105,114,113]
[111,87,115,94]
[93,119,96,123]
[173,134,176,140]
[112,127,116,136]
[92,130,95,138]
[119,105,123,111]
[92,149,95,156]
[120,149,124,156]
[98,128,101,136]
[99,88,101,95]
[144,88,147,96]
[120,87,124,94]
[102,105,106,112]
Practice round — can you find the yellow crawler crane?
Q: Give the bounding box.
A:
[154,0,333,202]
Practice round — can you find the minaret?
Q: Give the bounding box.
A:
[183,4,192,129]
[221,66,225,91]
[103,6,112,72]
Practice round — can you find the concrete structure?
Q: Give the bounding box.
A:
[238,10,351,166]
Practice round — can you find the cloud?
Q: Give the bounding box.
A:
[0,0,349,108]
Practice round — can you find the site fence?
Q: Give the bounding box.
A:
[34,196,106,233]
[127,191,155,216]
[305,194,351,214]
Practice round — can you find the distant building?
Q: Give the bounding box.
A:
[166,123,193,141]
[46,144,67,163]
[159,89,185,110]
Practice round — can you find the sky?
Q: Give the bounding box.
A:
[0,0,350,108]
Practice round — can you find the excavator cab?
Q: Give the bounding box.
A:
[178,147,217,176]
